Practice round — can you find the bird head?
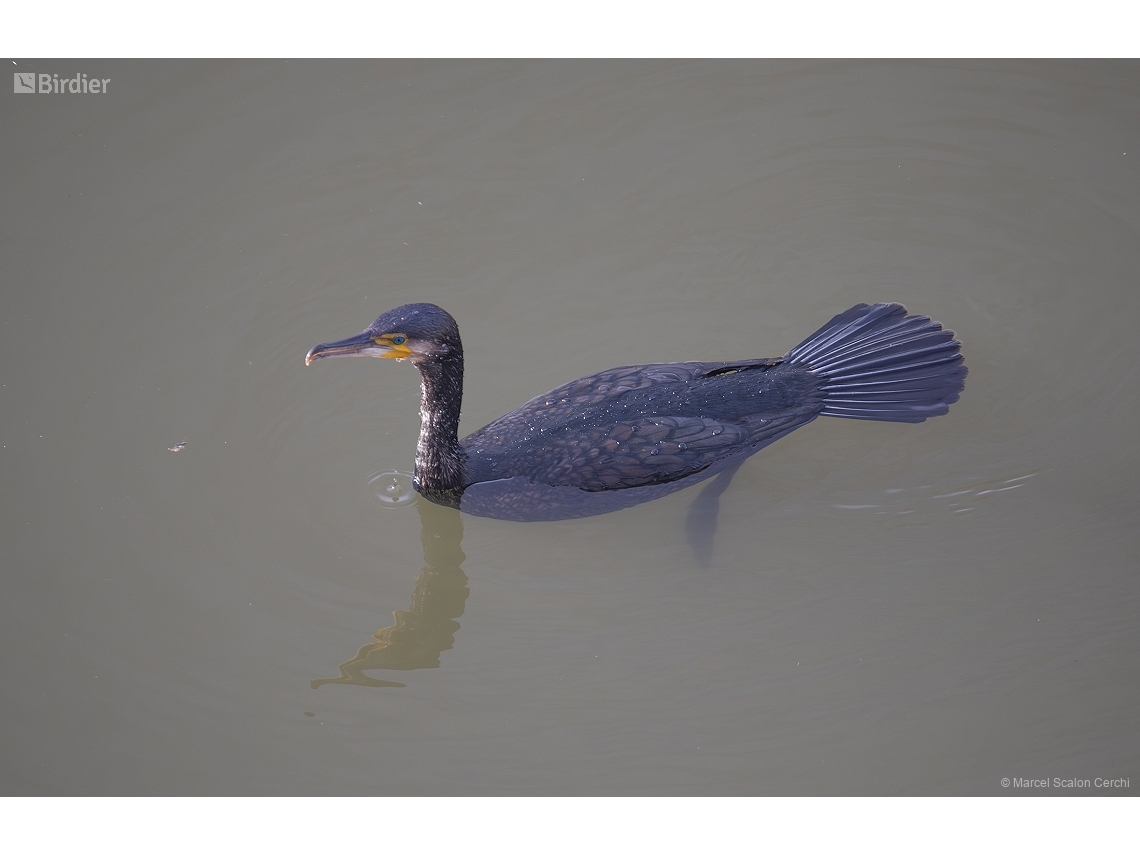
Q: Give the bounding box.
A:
[305,303,461,367]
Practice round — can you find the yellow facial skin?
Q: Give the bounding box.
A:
[376,333,413,360]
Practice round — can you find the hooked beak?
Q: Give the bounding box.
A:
[305,331,412,366]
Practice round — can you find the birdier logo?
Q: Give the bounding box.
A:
[13,72,110,93]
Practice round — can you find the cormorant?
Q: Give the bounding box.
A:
[306,302,966,521]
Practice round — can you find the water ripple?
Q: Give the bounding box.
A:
[368,469,417,508]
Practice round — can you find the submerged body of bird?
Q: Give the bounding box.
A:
[306,302,966,521]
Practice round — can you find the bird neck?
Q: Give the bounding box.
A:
[413,351,467,507]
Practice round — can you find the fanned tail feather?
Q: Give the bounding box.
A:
[785,303,967,423]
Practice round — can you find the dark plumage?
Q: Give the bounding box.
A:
[306,302,966,521]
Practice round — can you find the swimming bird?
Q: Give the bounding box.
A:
[306,302,966,521]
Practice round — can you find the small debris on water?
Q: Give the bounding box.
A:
[168,441,187,452]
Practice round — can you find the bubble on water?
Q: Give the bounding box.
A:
[368,470,416,508]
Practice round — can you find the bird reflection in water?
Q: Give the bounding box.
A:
[311,497,468,689]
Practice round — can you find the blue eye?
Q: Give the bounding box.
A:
[392,335,406,345]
